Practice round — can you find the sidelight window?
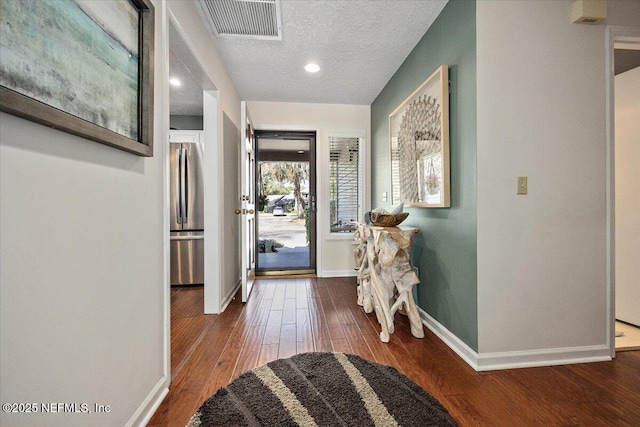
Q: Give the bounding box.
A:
[329,136,363,233]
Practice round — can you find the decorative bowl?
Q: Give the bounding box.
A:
[369,212,409,227]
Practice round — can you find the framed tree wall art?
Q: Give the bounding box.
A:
[0,0,155,156]
[389,65,450,207]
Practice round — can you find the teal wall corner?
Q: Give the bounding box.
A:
[371,0,478,351]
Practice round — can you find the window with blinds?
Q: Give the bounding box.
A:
[329,136,361,233]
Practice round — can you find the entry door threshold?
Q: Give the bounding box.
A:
[256,269,315,277]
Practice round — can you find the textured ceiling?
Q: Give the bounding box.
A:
[169,23,208,116]
[201,0,448,105]
[169,49,203,116]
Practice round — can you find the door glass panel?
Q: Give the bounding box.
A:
[255,132,315,273]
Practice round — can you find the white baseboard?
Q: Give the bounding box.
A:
[320,270,357,278]
[417,307,612,371]
[127,375,169,427]
[476,345,611,371]
[417,307,479,370]
[220,280,241,312]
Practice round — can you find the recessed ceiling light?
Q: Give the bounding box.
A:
[169,77,181,86]
[304,63,320,73]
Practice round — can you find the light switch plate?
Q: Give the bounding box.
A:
[517,176,528,195]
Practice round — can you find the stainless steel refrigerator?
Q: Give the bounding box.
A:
[170,142,204,285]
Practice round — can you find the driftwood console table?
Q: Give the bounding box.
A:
[353,223,424,342]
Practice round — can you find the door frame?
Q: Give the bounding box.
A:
[254,129,317,275]
[241,102,256,301]
[605,25,640,358]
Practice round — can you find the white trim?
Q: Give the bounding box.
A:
[417,307,479,370]
[325,232,356,241]
[605,25,640,359]
[203,89,222,314]
[476,346,611,371]
[221,280,242,312]
[605,25,615,360]
[320,270,357,278]
[615,41,640,50]
[126,376,169,427]
[158,3,171,423]
[418,307,612,372]
[252,124,318,133]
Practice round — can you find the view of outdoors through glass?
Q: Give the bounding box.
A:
[257,161,310,269]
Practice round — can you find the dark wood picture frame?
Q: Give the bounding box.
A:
[0,0,155,157]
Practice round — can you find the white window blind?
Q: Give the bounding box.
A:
[329,136,361,233]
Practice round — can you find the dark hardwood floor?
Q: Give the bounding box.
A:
[148,277,640,426]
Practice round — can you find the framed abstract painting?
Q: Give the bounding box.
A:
[0,0,155,156]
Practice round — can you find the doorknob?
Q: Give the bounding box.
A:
[248,209,255,214]
[235,209,241,215]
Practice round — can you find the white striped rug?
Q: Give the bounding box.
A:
[187,352,457,426]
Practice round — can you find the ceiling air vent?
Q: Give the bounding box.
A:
[197,0,283,41]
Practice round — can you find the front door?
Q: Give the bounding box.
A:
[240,102,256,302]
[255,130,316,275]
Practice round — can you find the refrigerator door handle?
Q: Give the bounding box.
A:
[170,235,205,241]
[175,147,183,224]
[180,147,187,224]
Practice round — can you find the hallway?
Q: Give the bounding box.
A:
[149,278,640,426]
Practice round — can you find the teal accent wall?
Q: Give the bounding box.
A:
[371,0,477,350]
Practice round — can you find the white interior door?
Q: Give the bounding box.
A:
[241,102,256,302]
[615,47,640,327]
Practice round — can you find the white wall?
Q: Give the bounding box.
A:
[168,1,242,312]
[247,101,371,276]
[476,1,616,359]
[615,66,640,326]
[0,1,168,424]
[608,0,640,28]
